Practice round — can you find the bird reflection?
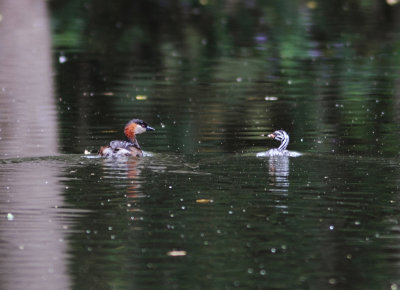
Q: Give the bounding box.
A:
[126,158,143,197]
[267,156,290,189]
[101,158,145,216]
[266,156,290,214]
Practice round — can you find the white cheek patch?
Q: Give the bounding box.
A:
[135,125,146,134]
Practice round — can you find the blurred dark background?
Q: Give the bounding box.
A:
[48,0,400,156]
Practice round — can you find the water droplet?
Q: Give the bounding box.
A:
[328,278,337,285]
[6,213,14,221]
[59,55,67,63]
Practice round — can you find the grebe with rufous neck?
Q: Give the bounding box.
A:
[99,119,155,158]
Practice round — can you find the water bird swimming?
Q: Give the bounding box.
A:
[99,119,155,158]
[256,130,301,157]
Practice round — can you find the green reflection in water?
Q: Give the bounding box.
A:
[61,153,400,289]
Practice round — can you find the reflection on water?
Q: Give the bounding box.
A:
[267,156,290,190]
[0,1,69,289]
[267,156,290,215]
[58,154,400,289]
[0,161,75,290]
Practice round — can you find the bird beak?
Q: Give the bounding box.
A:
[146,126,155,131]
[267,133,276,139]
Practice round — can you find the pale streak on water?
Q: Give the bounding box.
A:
[0,1,69,289]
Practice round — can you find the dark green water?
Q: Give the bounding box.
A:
[1,1,400,289]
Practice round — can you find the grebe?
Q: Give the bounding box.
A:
[256,130,301,157]
[99,119,155,158]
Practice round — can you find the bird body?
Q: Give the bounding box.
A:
[99,119,154,158]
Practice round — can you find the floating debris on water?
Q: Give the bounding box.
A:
[196,199,214,204]
[136,95,148,100]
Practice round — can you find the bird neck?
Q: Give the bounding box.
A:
[128,136,141,149]
[278,135,289,151]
